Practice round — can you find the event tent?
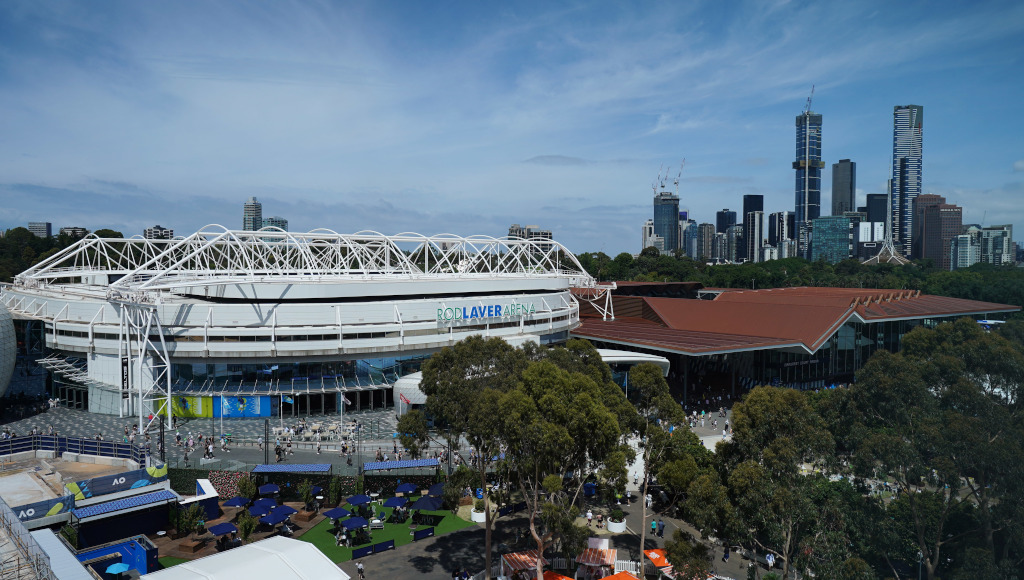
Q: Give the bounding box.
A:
[140,536,349,580]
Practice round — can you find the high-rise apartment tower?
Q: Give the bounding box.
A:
[831,159,856,215]
[891,105,924,256]
[653,191,680,253]
[243,197,263,231]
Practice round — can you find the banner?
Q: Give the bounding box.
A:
[169,396,211,418]
[12,495,75,522]
[65,463,168,500]
[399,394,411,405]
[216,395,269,418]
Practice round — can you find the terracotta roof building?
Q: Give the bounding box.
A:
[572,284,1018,398]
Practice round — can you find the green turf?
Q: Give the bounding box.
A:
[299,505,476,563]
[157,556,190,569]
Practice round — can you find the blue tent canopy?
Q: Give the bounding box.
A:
[259,483,280,495]
[223,496,249,507]
[248,505,270,517]
[347,494,371,505]
[208,522,238,536]
[272,505,297,516]
[410,496,442,511]
[342,516,369,530]
[260,511,289,526]
[427,483,445,497]
[383,497,407,508]
[362,457,440,472]
[396,483,418,494]
[323,507,351,519]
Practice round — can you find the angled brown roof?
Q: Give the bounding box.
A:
[572,286,1019,356]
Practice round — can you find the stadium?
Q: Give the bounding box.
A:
[0,225,616,431]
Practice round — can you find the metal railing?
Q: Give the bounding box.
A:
[0,435,148,466]
[0,496,53,580]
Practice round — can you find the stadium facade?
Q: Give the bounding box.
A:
[0,226,614,431]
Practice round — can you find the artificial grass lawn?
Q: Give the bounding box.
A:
[157,556,190,569]
[299,505,476,563]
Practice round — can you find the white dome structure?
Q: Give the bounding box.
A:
[0,303,16,398]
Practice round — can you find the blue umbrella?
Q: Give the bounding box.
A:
[254,498,277,508]
[223,496,250,507]
[427,483,445,497]
[259,483,279,495]
[209,522,237,536]
[271,505,298,516]
[106,563,131,574]
[395,483,418,494]
[383,496,407,508]
[410,496,442,511]
[323,507,351,519]
[248,505,270,517]
[311,486,323,495]
[342,516,369,530]
[260,511,289,526]
[347,494,371,505]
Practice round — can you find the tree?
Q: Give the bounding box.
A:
[628,362,685,558]
[92,228,124,238]
[396,409,429,459]
[664,529,712,580]
[237,475,257,499]
[298,479,314,511]
[237,510,258,544]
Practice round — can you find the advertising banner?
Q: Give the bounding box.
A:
[170,396,211,418]
[215,395,270,418]
[12,495,75,522]
[65,463,168,500]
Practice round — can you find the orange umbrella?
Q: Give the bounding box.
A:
[542,571,573,580]
[644,549,671,569]
[603,572,640,580]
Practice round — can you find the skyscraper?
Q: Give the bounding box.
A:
[716,209,737,234]
[641,219,656,250]
[653,191,680,253]
[768,211,792,247]
[745,211,765,263]
[981,225,1013,265]
[696,223,715,260]
[740,195,763,261]
[865,194,888,225]
[891,105,924,256]
[794,111,824,226]
[243,197,263,231]
[831,159,856,215]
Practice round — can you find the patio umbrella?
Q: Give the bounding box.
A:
[208,522,238,536]
[223,496,249,508]
[260,511,289,526]
[342,516,369,530]
[410,496,442,511]
[311,486,323,495]
[427,483,444,497]
[347,494,371,505]
[259,483,280,495]
[323,507,351,519]
[271,505,298,516]
[395,483,418,494]
[383,496,407,508]
[248,505,270,517]
[254,498,277,509]
[105,563,131,574]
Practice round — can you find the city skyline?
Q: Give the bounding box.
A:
[1,1,1022,255]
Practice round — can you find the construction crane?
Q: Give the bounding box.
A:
[673,159,686,194]
[804,84,815,114]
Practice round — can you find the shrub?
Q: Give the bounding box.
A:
[237,510,258,544]
[610,508,625,522]
[474,498,485,512]
[237,475,257,499]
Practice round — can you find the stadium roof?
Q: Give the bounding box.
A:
[574,286,1019,356]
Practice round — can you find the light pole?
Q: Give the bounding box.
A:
[917,551,923,580]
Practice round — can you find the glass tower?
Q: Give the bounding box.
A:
[891,105,923,256]
[653,191,680,253]
[794,112,824,225]
[831,159,856,215]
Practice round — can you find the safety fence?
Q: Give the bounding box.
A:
[0,435,148,465]
[0,496,54,580]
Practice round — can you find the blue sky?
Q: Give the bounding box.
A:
[1,0,1022,256]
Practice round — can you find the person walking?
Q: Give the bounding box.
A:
[356,561,365,579]
[651,519,657,536]
[586,509,593,527]
[658,519,665,538]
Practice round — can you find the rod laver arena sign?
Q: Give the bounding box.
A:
[437,302,536,321]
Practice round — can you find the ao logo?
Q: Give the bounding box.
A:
[113,476,126,485]
[18,508,35,518]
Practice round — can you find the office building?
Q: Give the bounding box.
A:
[811,216,855,264]
[745,211,765,263]
[59,227,88,238]
[712,233,728,263]
[263,216,289,231]
[243,197,263,231]
[761,246,779,262]
[740,195,763,261]
[981,225,1013,265]
[767,211,792,247]
[716,209,737,234]
[794,111,824,227]
[28,222,52,238]
[726,225,743,263]
[865,194,888,226]
[653,191,680,253]
[891,105,924,256]
[144,225,174,240]
[642,220,656,251]
[858,222,885,243]
[696,223,715,261]
[509,223,553,254]
[681,220,698,259]
[831,159,856,215]
[950,234,981,270]
[913,197,962,270]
